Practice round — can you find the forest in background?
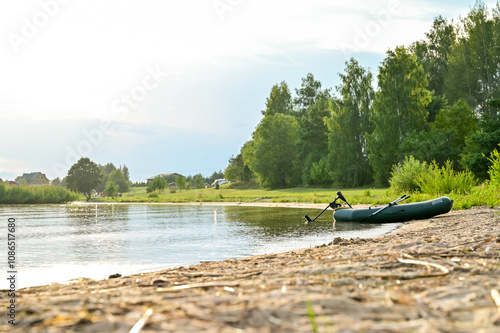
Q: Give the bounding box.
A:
[224,1,500,189]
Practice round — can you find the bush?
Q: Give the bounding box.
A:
[487,146,500,188]
[417,160,476,195]
[308,157,332,187]
[389,156,430,193]
[390,156,476,195]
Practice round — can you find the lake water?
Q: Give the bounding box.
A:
[0,203,399,289]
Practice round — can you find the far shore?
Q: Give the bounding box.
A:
[69,200,372,209]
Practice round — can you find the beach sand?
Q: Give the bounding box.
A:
[2,205,499,332]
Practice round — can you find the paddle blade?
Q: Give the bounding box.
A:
[304,214,313,224]
[337,191,347,202]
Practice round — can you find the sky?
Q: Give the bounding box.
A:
[0,0,492,182]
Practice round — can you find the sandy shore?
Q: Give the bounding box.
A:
[2,205,499,332]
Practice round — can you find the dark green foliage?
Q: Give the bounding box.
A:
[400,100,477,168]
[462,98,500,179]
[66,157,103,201]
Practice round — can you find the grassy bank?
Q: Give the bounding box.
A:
[89,185,499,210]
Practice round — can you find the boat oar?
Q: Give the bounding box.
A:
[360,194,410,222]
[336,191,352,209]
[305,196,341,224]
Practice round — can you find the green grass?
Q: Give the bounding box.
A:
[87,185,499,210]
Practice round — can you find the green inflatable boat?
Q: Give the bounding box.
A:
[333,196,453,223]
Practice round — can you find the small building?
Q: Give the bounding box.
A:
[20,172,50,186]
[146,173,180,184]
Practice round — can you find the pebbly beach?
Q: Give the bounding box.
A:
[1,205,499,332]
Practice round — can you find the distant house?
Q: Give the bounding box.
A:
[146,173,180,184]
[20,172,50,186]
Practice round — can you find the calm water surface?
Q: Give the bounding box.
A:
[0,203,399,288]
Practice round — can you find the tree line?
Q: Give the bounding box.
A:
[225,1,500,189]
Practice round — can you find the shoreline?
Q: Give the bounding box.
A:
[3,206,499,332]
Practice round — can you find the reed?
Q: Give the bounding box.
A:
[0,184,80,204]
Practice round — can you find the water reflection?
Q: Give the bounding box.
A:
[0,203,399,289]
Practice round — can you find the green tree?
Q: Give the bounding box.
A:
[462,98,500,179]
[261,81,292,116]
[224,152,253,182]
[146,177,166,193]
[104,181,119,198]
[243,113,301,189]
[175,175,186,192]
[293,73,331,116]
[194,174,203,189]
[326,58,374,187]
[297,97,332,186]
[66,157,103,201]
[445,2,498,110]
[401,100,477,168]
[368,46,431,185]
[411,16,456,97]
[109,169,129,193]
[52,177,61,186]
[121,165,130,182]
[15,176,27,186]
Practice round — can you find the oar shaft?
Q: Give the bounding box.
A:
[361,195,409,221]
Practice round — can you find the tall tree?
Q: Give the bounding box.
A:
[400,100,477,168]
[445,1,498,110]
[121,165,130,182]
[368,46,431,185]
[411,16,456,97]
[194,174,203,189]
[462,97,500,179]
[326,58,374,187]
[261,81,292,117]
[224,151,253,182]
[109,169,129,193]
[175,175,186,192]
[243,113,301,189]
[298,97,332,186]
[66,157,103,201]
[293,73,331,116]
